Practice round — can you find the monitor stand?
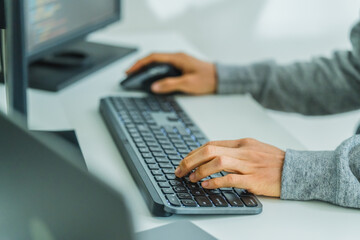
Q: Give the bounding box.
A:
[28,40,137,92]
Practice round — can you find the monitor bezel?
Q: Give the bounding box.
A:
[27,0,121,62]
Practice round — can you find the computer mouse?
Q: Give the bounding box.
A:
[121,62,182,92]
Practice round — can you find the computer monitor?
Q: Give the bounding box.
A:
[26,0,137,92]
[1,0,28,122]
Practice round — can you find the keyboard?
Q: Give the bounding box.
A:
[100,95,262,216]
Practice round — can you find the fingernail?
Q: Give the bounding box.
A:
[175,167,181,176]
[202,181,209,188]
[189,173,195,181]
[151,83,160,92]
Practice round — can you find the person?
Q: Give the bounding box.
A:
[126,20,360,209]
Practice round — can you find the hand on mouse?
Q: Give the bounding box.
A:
[175,138,286,197]
[126,53,217,95]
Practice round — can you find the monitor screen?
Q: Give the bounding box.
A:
[26,0,119,59]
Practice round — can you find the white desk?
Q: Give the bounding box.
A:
[6,30,359,240]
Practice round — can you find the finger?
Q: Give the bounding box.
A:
[187,138,283,158]
[189,156,250,182]
[201,174,251,189]
[126,53,186,74]
[151,76,189,94]
[175,145,240,178]
[186,140,242,157]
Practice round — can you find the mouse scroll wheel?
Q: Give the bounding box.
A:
[148,66,169,76]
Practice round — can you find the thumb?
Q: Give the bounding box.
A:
[151,76,188,94]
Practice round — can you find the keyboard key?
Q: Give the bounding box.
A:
[174,143,187,149]
[136,142,147,148]
[198,139,207,145]
[148,164,159,170]
[166,194,181,206]
[171,139,183,144]
[156,136,168,141]
[153,130,163,136]
[144,136,156,142]
[152,170,163,176]
[168,133,179,138]
[164,126,175,134]
[223,193,244,207]
[171,160,181,166]
[166,174,176,180]
[189,145,199,151]
[162,144,175,150]
[209,195,228,207]
[177,193,192,199]
[195,196,213,207]
[204,189,220,195]
[241,196,258,207]
[234,188,248,196]
[145,158,156,164]
[178,148,190,154]
[187,182,200,190]
[163,168,174,174]
[133,137,143,143]
[168,155,181,160]
[142,153,152,158]
[162,188,174,194]
[130,132,140,138]
[159,163,173,168]
[141,133,154,138]
[173,186,187,193]
[155,176,167,182]
[159,139,172,145]
[190,189,205,196]
[220,188,233,192]
[139,147,150,153]
[150,146,163,152]
[176,126,190,136]
[167,116,179,122]
[165,149,178,155]
[153,152,166,157]
[183,136,193,141]
[150,125,161,130]
[156,157,170,163]
[170,180,183,186]
[147,141,160,147]
[182,199,197,207]
[158,182,170,188]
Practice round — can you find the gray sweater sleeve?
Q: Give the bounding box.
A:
[282,136,360,208]
[215,21,360,208]
[216,21,360,115]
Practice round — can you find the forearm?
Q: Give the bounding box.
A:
[216,21,360,115]
[281,136,360,208]
[216,52,360,115]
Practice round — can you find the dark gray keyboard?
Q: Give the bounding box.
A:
[100,95,262,216]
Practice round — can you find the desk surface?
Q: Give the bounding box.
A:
[4,29,359,240]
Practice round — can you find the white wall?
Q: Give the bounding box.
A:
[117,0,359,64]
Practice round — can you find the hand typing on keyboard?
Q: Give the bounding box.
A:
[175,138,285,197]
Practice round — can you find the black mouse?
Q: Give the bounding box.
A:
[121,62,182,93]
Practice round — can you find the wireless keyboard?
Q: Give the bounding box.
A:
[100,95,262,216]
